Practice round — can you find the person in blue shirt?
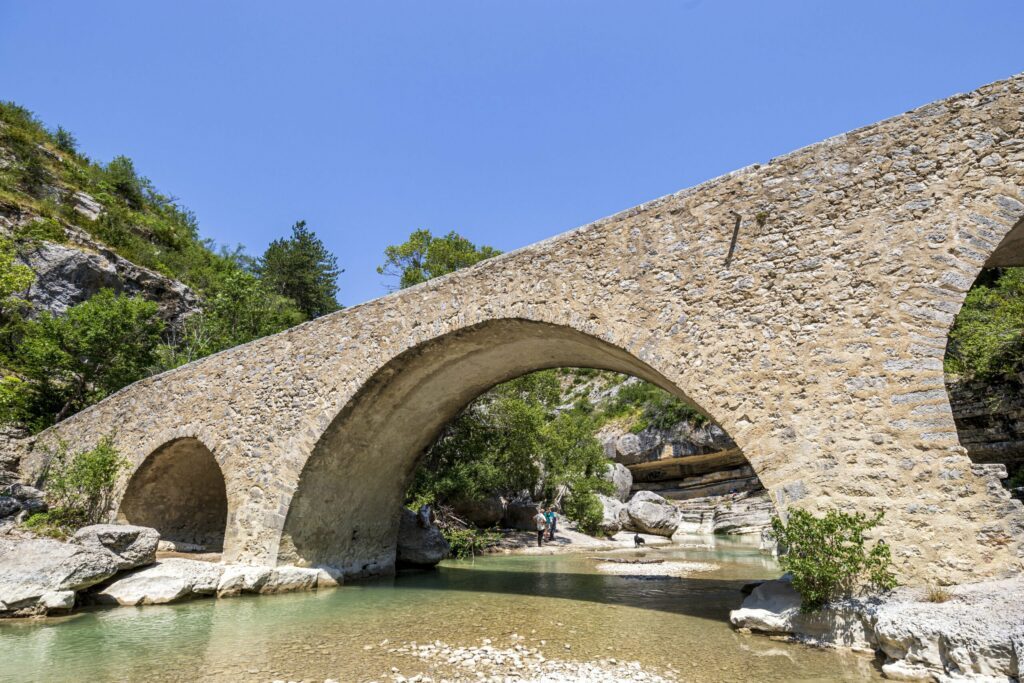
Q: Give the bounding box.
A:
[545,507,558,541]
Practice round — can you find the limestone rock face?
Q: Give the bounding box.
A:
[595,494,629,535]
[625,490,681,537]
[0,537,119,616]
[71,524,159,571]
[599,417,735,466]
[602,463,632,502]
[710,491,775,534]
[92,558,224,606]
[452,495,505,528]
[395,507,450,568]
[15,227,199,328]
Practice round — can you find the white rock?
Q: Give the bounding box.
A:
[0,537,118,616]
[72,191,102,220]
[93,558,224,606]
[595,494,629,534]
[39,590,76,611]
[72,524,159,570]
[216,565,272,597]
[729,578,802,632]
[602,463,633,502]
[259,566,319,594]
[625,490,681,537]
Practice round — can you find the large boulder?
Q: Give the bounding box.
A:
[451,495,505,528]
[730,577,874,650]
[596,494,629,535]
[602,463,633,502]
[396,507,450,568]
[0,537,119,616]
[625,490,681,537]
[71,524,160,571]
[91,558,224,606]
[502,496,541,531]
[729,577,803,633]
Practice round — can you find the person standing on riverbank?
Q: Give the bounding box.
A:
[545,507,558,541]
[533,508,547,547]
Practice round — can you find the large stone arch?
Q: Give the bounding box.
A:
[276,318,747,577]
[22,72,1024,583]
[118,437,229,551]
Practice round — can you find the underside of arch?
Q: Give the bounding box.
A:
[118,437,229,551]
[277,318,753,578]
[985,217,1024,267]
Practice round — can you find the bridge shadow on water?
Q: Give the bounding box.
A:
[378,560,759,624]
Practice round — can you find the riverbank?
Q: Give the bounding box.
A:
[731,575,1024,681]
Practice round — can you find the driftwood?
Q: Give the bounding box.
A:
[588,557,665,564]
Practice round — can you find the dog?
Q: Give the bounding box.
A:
[633,534,645,548]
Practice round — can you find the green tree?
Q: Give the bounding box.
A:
[103,155,147,209]
[0,290,164,430]
[378,229,501,289]
[408,370,612,529]
[257,220,341,319]
[946,268,1024,380]
[157,269,304,369]
[52,126,78,155]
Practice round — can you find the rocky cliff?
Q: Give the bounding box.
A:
[1,201,199,329]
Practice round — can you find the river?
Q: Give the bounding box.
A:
[0,536,881,682]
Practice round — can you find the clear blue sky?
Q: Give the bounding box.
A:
[2,1,1022,306]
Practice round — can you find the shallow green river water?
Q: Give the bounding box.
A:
[0,537,881,682]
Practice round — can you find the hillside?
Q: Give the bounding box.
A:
[0,102,335,437]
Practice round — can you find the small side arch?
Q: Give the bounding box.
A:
[118,437,229,551]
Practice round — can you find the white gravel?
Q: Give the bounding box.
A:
[595,560,718,577]
[382,638,675,682]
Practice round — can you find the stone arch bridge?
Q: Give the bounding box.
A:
[22,73,1024,584]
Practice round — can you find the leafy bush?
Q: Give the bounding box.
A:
[562,482,607,536]
[443,526,502,560]
[14,217,66,244]
[33,437,129,533]
[770,508,897,611]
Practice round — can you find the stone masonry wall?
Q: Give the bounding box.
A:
[22,72,1024,584]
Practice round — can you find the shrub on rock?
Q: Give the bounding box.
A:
[769,508,897,611]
